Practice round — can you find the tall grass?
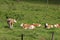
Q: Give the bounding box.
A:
[0,0,60,40]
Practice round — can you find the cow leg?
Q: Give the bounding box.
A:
[9,23,13,29]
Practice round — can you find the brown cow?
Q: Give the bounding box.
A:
[7,18,17,29]
[20,23,35,29]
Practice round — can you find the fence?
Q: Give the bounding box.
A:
[20,32,54,40]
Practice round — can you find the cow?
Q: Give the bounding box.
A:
[20,23,35,29]
[7,18,17,29]
[54,24,60,28]
[32,23,41,27]
[45,23,53,29]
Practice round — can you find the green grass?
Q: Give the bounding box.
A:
[0,0,60,40]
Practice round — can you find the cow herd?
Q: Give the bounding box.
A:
[7,18,60,29]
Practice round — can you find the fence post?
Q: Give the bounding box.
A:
[21,34,24,40]
[51,32,54,40]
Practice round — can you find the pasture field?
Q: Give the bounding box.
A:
[0,0,60,40]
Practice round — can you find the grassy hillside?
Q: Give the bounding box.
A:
[0,0,60,40]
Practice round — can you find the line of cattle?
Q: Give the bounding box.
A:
[7,18,60,29]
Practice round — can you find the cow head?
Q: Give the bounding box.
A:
[20,23,24,27]
[46,23,48,26]
[14,19,17,23]
[32,23,41,27]
[54,24,58,28]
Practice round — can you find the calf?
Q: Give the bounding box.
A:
[20,23,35,29]
[45,23,53,29]
[7,18,17,29]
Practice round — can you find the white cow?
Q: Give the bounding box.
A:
[7,18,17,29]
[45,23,53,29]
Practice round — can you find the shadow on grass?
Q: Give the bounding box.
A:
[4,26,9,28]
[4,26,14,30]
